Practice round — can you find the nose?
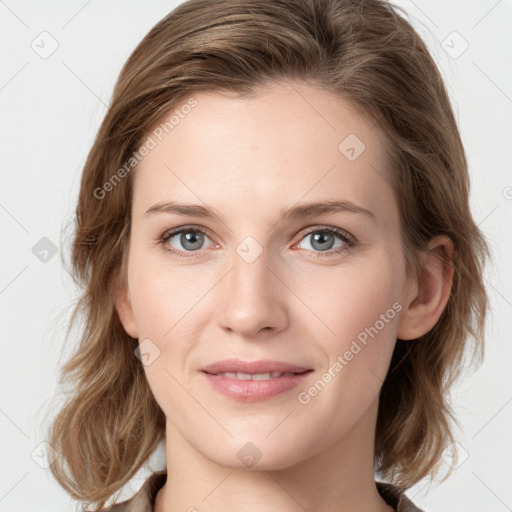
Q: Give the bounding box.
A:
[218,247,289,338]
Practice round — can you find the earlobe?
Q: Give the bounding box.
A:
[114,273,139,339]
[397,235,454,341]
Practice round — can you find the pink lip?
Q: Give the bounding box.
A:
[201,359,313,402]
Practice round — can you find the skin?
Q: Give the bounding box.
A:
[115,80,454,512]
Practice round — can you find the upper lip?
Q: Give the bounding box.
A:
[202,359,312,375]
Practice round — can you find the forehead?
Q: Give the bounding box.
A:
[132,81,394,222]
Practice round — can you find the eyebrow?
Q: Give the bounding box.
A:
[144,199,375,222]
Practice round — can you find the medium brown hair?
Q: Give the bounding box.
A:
[47,0,489,509]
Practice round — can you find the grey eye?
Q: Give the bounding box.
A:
[168,230,211,252]
[297,230,346,252]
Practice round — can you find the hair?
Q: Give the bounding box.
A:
[47,0,490,510]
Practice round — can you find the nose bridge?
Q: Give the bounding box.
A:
[231,237,272,294]
[218,235,287,336]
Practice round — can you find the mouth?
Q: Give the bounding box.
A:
[200,359,313,402]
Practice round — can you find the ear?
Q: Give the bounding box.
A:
[114,268,139,339]
[397,235,454,340]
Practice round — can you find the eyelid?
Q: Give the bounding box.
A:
[160,224,355,243]
[159,224,217,249]
[296,224,356,244]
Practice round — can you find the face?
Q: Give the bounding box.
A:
[116,80,417,471]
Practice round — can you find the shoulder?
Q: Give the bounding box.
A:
[376,481,425,512]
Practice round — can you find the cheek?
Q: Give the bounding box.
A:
[128,257,204,338]
[298,278,400,433]
[296,254,402,346]
[298,253,403,396]
[128,261,205,393]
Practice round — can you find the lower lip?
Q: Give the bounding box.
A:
[201,371,312,402]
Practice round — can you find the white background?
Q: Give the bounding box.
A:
[1,1,511,511]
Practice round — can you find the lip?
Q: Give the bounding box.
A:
[201,359,313,402]
[201,358,311,375]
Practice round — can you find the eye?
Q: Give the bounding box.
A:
[159,226,214,257]
[295,226,356,257]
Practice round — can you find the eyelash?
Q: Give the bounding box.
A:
[157,225,357,259]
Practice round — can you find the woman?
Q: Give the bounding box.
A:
[47,1,489,511]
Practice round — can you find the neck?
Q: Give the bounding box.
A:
[155,402,393,512]
[155,397,393,512]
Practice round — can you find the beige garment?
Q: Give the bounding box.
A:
[101,470,424,512]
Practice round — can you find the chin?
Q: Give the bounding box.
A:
[204,437,305,472]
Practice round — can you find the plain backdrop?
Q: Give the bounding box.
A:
[1,1,511,511]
